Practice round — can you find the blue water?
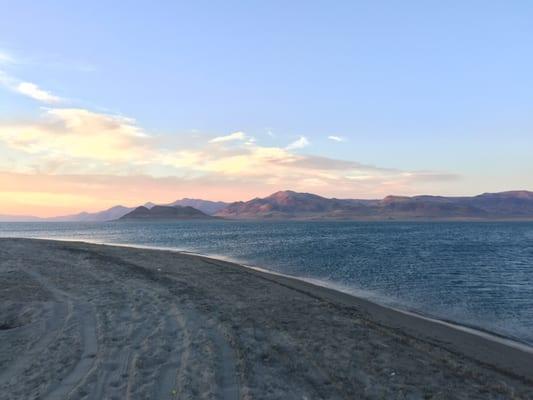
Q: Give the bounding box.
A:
[1,220,532,345]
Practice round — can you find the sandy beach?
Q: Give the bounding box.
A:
[0,238,532,399]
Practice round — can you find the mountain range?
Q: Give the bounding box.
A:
[216,190,533,220]
[0,198,229,222]
[2,190,533,222]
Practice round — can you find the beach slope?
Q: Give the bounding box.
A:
[0,238,531,399]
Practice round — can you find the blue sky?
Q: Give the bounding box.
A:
[0,1,532,215]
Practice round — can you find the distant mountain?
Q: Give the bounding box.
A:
[0,199,227,222]
[215,190,533,220]
[0,214,43,222]
[216,191,368,218]
[119,205,214,220]
[49,205,134,222]
[2,190,533,222]
[465,191,533,216]
[45,199,226,221]
[166,198,229,215]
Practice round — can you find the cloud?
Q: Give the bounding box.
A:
[0,51,63,104]
[328,135,346,142]
[0,108,150,164]
[401,171,460,182]
[0,51,14,64]
[0,74,63,104]
[286,155,374,171]
[286,136,309,150]
[16,82,62,104]
[209,131,247,143]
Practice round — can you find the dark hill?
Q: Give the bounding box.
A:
[119,205,213,220]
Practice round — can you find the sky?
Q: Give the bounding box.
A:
[1,1,532,217]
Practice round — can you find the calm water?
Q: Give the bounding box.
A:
[1,221,532,345]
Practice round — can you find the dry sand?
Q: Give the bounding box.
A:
[0,238,532,399]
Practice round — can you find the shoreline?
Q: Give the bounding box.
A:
[9,235,533,354]
[1,237,532,398]
[4,218,533,223]
[173,250,533,382]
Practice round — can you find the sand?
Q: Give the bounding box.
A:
[0,238,532,399]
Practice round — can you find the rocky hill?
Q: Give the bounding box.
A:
[119,205,214,220]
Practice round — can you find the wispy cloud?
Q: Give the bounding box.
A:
[0,108,149,163]
[209,131,247,143]
[16,82,62,104]
[286,136,309,150]
[0,51,14,64]
[0,50,63,104]
[328,135,346,142]
[0,73,63,104]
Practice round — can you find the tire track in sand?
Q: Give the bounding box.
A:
[22,269,98,400]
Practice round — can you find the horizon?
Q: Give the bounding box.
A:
[3,188,533,219]
[1,1,533,217]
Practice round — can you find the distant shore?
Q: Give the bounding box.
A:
[4,216,533,223]
[1,238,532,399]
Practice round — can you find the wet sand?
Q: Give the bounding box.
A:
[0,238,532,399]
